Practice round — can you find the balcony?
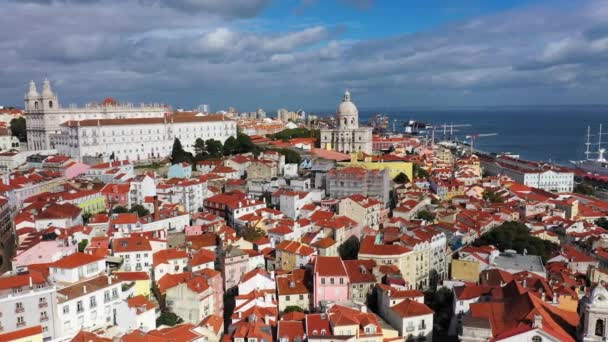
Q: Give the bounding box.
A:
[418,324,426,330]
[15,307,24,313]
[16,321,26,328]
[406,326,415,332]
[39,302,48,309]
[41,316,49,322]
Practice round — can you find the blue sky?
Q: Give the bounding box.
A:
[1,0,607,112]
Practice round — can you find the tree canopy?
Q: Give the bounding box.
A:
[473,221,559,262]
[338,236,360,260]
[130,204,150,217]
[273,148,302,164]
[269,128,318,141]
[483,189,504,203]
[170,138,193,164]
[393,172,410,184]
[413,163,429,179]
[10,117,27,142]
[416,210,436,221]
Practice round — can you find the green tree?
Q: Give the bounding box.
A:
[574,184,595,196]
[242,226,266,242]
[82,212,92,225]
[284,305,304,313]
[424,287,454,338]
[10,117,27,142]
[393,172,409,184]
[596,217,608,230]
[156,312,183,327]
[413,163,429,179]
[78,239,88,252]
[416,210,436,221]
[473,221,559,262]
[338,236,360,260]
[170,138,193,164]
[111,206,129,214]
[483,189,504,203]
[236,132,258,154]
[274,148,302,164]
[205,139,223,158]
[194,138,206,157]
[130,204,150,217]
[223,136,238,156]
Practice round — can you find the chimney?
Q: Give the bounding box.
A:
[360,306,367,313]
[108,276,112,285]
[83,285,87,294]
[533,314,542,329]
[29,276,33,288]
[153,195,161,221]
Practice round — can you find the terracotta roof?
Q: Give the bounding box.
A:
[190,248,216,267]
[314,256,347,277]
[0,326,43,341]
[276,269,310,295]
[113,236,152,253]
[52,252,105,269]
[57,275,115,302]
[113,271,150,281]
[0,272,47,290]
[126,295,156,314]
[277,320,305,342]
[344,259,377,283]
[391,299,434,317]
[69,330,112,342]
[63,114,232,127]
[153,248,188,267]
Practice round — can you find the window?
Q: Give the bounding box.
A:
[90,296,97,308]
[17,316,25,327]
[286,295,290,301]
[531,337,542,342]
[330,278,334,285]
[77,300,84,313]
[339,278,344,284]
[597,319,605,337]
[321,278,325,285]
[321,329,326,336]
[15,302,24,313]
[63,305,69,314]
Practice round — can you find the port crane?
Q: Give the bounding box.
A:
[465,133,498,154]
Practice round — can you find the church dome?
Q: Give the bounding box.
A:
[337,90,358,117]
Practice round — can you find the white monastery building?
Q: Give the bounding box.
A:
[24,80,237,162]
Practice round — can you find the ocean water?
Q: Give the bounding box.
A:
[355,107,608,166]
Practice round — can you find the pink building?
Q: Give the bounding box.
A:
[313,256,349,309]
[196,268,224,315]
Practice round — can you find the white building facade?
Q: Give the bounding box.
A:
[24,79,168,151]
[54,114,236,162]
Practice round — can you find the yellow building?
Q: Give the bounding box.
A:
[450,259,480,282]
[113,272,151,298]
[338,155,413,180]
[358,235,419,290]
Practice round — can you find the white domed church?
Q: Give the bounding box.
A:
[320,90,372,154]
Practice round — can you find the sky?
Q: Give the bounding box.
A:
[2,0,608,112]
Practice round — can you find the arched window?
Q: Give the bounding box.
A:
[597,319,605,337]
[344,118,347,125]
[49,100,53,108]
[34,101,39,109]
